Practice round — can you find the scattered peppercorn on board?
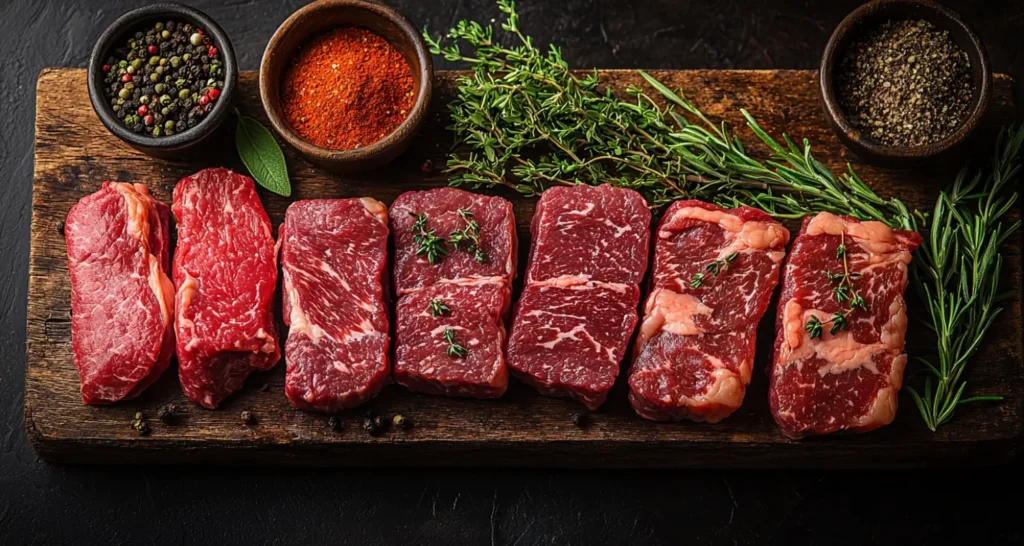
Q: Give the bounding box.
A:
[27,69,1023,467]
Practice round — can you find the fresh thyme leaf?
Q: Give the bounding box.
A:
[429,299,451,317]
[691,252,739,288]
[448,208,489,263]
[443,328,468,358]
[805,315,823,340]
[410,212,449,264]
[689,272,706,289]
[235,111,291,197]
[836,244,846,259]
[806,233,868,336]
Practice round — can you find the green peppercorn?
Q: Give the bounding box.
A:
[176,78,187,87]
[150,73,160,83]
[155,22,164,31]
[170,56,181,68]
[159,57,167,66]
[160,94,172,105]
[131,59,143,70]
[164,120,175,131]
[149,56,159,66]
[182,53,191,62]
[118,88,130,99]
[152,126,162,137]
[161,30,170,40]
[178,89,190,99]
[161,107,170,116]
[190,32,203,46]
[155,83,166,93]
[124,83,134,91]
[140,95,150,104]
[126,65,136,75]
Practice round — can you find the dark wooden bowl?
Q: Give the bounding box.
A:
[259,0,433,173]
[88,3,237,160]
[819,0,991,167]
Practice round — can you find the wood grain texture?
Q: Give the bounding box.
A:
[27,68,1023,467]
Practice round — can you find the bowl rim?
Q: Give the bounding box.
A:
[87,2,237,150]
[258,0,433,163]
[819,0,992,159]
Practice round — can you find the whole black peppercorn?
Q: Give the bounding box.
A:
[362,415,384,436]
[156,404,178,424]
[240,410,256,425]
[56,221,65,237]
[570,412,590,428]
[328,415,342,432]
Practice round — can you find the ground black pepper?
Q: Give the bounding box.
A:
[102,20,225,137]
[837,19,972,147]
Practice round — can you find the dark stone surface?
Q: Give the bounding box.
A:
[1,1,1021,544]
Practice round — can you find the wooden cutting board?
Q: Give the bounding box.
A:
[27,68,1022,467]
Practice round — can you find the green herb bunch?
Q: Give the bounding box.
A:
[425,0,911,225]
[906,126,1022,431]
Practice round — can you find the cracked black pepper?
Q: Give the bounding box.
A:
[837,19,973,147]
[102,20,225,137]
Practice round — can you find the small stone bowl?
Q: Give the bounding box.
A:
[88,3,238,159]
[259,0,433,173]
[819,0,991,167]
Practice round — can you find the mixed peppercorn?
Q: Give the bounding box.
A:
[102,20,226,137]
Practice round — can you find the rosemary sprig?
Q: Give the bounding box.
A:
[690,252,738,288]
[411,212,448,264]
[429,299,451,317]
[805,235,869,339]
[448,209,489,263]
[443,328,468,358]
[907,126,1023,431]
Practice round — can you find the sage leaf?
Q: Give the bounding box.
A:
[235,114,291,197]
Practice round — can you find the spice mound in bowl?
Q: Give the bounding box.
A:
[101,20,226,138]
[837,19,971,148]
[280,27,414,151]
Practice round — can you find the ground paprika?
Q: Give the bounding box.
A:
[280,27,415,151]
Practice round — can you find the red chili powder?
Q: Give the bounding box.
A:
[280,27,415,151]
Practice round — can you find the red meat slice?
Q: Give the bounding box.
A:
[66,183,174,404]
[770,212,921,438]
[172,168,281,409]
[394,279,510,398]
[508,280,641,409]
[508,185,651,409]
[628,201,789,422]
[390,188,516,399]
[280,199,391,413]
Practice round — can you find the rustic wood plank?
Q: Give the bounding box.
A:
[27,68,1023,467]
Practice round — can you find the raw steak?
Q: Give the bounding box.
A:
[391,187,516,295]
[770,212,921,438]
[66,183,174,404]
[173,168,281,409]
[280,199,391,412]
[390,188,516,398]
[394,279,510,398]
[508,185,651,409]
[628,201,789,422]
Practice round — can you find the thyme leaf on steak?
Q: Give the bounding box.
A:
[428,299,451,317]
[448,209,489,263]
[443,328,468,358]
[690,252,738,288]
[410,212,449,264]
[805,234,869,339]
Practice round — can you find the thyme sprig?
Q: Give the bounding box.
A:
[448,209,489,263]
[907,126,1023,431]
[411,212,449,264]
[429,299,451,317]
[443,328,468,358]
[690,252,738,289]
[805,235,869,339]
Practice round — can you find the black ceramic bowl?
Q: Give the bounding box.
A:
[820,0,991,167]
[88,3,237,159]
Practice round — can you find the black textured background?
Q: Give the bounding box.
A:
[1,1,1022,544]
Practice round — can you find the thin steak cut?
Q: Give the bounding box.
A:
[508,185,651,409]
[173,168,281,409]
[770,212,921,438]
[628,201,789,422]
[66,183,174,404]
[280,199,391,412]
[390,188,516,398]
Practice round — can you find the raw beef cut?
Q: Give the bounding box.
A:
[390,188,516,398]
[628,201,789,422]
[770,212,921,438]
[173,168,281,409]
[280,199,391,412]
[507,185,651,409]
[66,183,174,404]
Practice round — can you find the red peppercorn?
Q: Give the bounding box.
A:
[199,95,210,106]
[103,64,110,72]
[121,73,132,83]
[208,46,218,58]
[144,114,154,126]
[148,45,158,55]
[207,88,220,101]
[137,105,148,116]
